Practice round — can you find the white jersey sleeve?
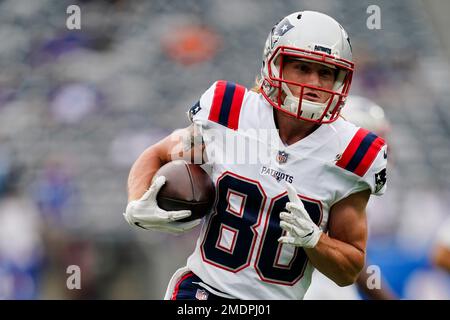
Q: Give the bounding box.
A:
[187,80,248,130]
[333,126,388,200]
[361,143,388,195]
[187,81,217,125]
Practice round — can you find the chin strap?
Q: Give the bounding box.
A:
[283,91,331,121]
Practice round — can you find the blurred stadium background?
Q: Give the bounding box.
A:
[1,0,450,299]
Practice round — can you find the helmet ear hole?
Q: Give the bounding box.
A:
[297,14,302,19]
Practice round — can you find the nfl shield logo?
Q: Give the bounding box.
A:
[195,289,209,300]
[276,151,289,164]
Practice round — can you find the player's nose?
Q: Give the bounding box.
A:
[304,71,320,87]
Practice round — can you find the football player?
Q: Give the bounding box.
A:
[431,216,450,273]
[124,11,388,300]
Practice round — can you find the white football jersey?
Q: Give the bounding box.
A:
[180,81,387,300]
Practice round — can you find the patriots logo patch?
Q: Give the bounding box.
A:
[271,18,294,48]
[374,168,387,193]
[273,18,294,36]
[188,101,201,122]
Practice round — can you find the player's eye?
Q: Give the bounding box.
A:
[295,63,310,73]
[319,68,334,80]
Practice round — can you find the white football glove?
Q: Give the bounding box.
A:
[278,183,322,248]
[123,176,201,234]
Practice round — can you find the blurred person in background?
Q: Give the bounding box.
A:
[0,140,44,299]
[431,215,450,273]
[305,95,397,300]
[124,11,388,300]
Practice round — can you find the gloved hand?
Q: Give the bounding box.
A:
[123,176,201,234]
[278,183,322,248]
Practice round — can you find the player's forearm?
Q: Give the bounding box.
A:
[356,268,397,300]
[432,245,450,273]
[305,233,365,287]
[127,146,167,202]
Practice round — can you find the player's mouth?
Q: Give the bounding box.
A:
[303,91,321,102]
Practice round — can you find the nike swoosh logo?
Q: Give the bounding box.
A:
[134,222,147,229]
[302,230,314,238]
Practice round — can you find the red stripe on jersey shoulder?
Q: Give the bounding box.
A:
[227,83,246,130]
[171,272,194,300]
[354,136,386,176]
[336,128,371,169]
[208,80,227,123]
[208,80,246,130]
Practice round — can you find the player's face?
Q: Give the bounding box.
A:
[282,59,336,103]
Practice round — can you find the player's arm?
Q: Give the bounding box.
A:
[430,217,450,273]
[127,123,205,201]
[304,190,369,286]
[123,124,205,234]
[355,264,397,299]
[431,244,450,273]
[279,184,369,287]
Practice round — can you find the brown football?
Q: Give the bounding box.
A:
[155,160,215,222]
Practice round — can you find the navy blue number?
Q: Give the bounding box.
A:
[201,173,265,271]
[202,173,321,284]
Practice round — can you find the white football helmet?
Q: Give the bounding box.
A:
[340,95,390,137]
[260,11,354,123]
